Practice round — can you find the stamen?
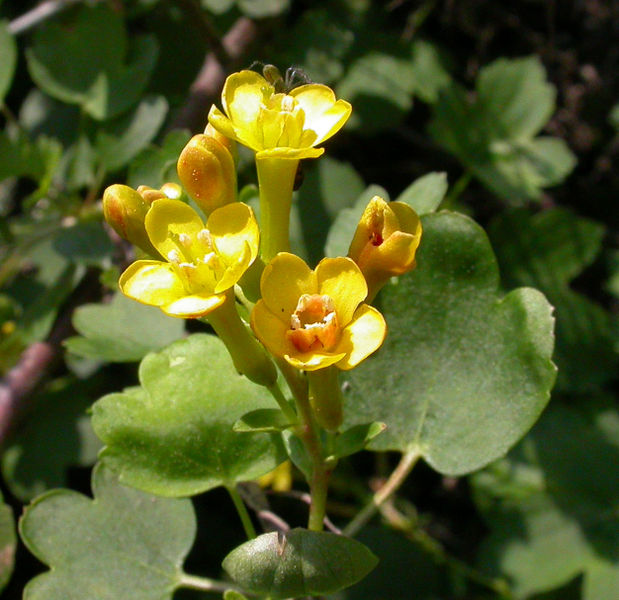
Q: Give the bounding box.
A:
[167,249,182,263]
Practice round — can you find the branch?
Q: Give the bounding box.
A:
[8,0,87,35]
[169,17,258,132]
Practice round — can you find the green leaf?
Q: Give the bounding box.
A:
[430,57,576,202]
[26,4,159,120]
[337,51,415,132]
[128,129,192,189]
[473,403,619,599]
[2,378,102,501]
[222,528,378,598]
[223,591,249,600]
[488,209,616,393]
[0,491,16,592]
[344,211,556,475]
[0,22,17,103]
[19,464,195,600]
[409,39,452,104]
[91,334,286,496]
[64,293,185,363]
[96,95,168,171]
[282,430,312,480]
[53,220,114,267]
[394,172,448,215]
[295,157,365,264]
[233,409,293,433]
[330,422,386,459]
[325,184,389,258]
[237,0,290,18]
[201,0,235,14]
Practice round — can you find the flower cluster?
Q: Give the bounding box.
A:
[102,64,421,431]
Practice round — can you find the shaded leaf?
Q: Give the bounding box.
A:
[19,464,195,600]
[223,528,378,598]
[488,208,616,392]
[2,378,102,501]
[26,4,158,120]
[92,334,286,496]
[394,171,448,215]
[237,0,289,18]
[0,491,16,592]
[233,409,293,433]
[343,211,556,475]
[0,21,17,103]
[409,39,452,104]
[64,293,185,363]
[330,422,386,459]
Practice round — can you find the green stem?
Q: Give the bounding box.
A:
[343,448,421,537]
[441,170,472,210]
[227,484,256,540]
[256,157,298,262]
[179,572,254,596]
[205,289,277,387]
[267,381,298,424]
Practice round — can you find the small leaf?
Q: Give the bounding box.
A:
[331,422,387,459]
[96,95,168,171]
[0,21,17,103]
[53,220,114,268]
[223,591,249,600]
[0,491,16,592]
[282,430,312,480]
[92,334,286,496]
[237,0,290,18]
[395,172,448,215]
[222,528,378,598]
[409,39,452,104]
[64,293,185,363]
[19,464,195,600]
[344,211,556,475]
[2,377,102,501]
[234,409,293,433]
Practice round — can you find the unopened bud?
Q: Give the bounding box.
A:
[103,184,160,258]
[348,196,422,302]
[136,182,182,205]
[177,133,236,215]
[205,122,237,163]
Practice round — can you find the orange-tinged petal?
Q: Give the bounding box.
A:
[145,199,205,259]
[260,252,317,320]
[374,231,419,273]
[290,84,352,144]
[251,299,294,358]
[208,202,259,264]
[160,294,225,318]
[334,304,387,370]
[316,257,367,326]
[119,260,186,307]
[285,351,347,372]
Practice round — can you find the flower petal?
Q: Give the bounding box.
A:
[390,201,422,239]
[285,351,347,372]
[334,304,387,370]
[255,147,324,160]
[214,241,251,293]
[145,199,205,259]
[290,84,352,144]
[316,257,367,326]
[119,260,186,307]
[208,202,260,264]
[251,299,293,358]
[260,252,317,319]
[160,294,225,318]
[222,70,272,149]
[207,105,241,144]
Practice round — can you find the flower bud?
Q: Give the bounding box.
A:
[348,196,422,302]
[177,133,236,215]
[102,184,160,258]
[136,182,182,204]
[205,122,237,163]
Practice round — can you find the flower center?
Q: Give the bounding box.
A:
[286,294,339,353]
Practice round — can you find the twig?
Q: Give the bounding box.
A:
[8,0,87,35]
[169,17,258,132]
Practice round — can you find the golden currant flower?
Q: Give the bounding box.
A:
[207,70,352,160]
[251,253,386,371]
[119,199,259,318]
[348,196,422,301]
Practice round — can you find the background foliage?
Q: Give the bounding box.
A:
[0,1,617,599]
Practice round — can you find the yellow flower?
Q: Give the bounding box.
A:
[348,196,422,301]
[251,253,386,371]
[208,70,352,160]
[119,199,259,318]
